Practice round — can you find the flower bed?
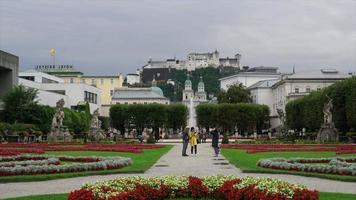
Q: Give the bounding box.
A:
[69,175,319,200]
[0,155,132,176]
[257,157,356,176]
[0,143,165,156]
[222,144,356,154]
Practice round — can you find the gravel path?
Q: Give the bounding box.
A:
[1,143,356,199]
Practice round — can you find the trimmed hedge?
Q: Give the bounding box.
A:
[109,104,187,135]
[286,77,356,133]
[196,103,270,134]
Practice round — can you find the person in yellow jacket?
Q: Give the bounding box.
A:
[189,127,198,156]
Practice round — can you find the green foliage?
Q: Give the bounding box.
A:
[218,83,251,103]
[110,104,187,135]
[99,116,110,131]
[196,103,270,134]
[222,132,229,144]
[2,85,39,123]
[286,77,356,132]
[63,108,90,134]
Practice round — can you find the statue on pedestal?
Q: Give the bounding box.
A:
[48,99,72,141]
[88,108,105,142]
[317,95,338,143]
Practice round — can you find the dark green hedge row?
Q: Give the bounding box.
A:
[3,104,90,135]
[196,103,270,134]
[109,104,187,135]
[286,77,356,132]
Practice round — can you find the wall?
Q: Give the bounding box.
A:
[0,51,19,97]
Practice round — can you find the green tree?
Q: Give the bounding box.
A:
[167,104,187,133]
[2,85,39,123]
[218,83,251,103]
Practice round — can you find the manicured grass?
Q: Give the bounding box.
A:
[221,149,356,182]
[6,192,356,200]
[0,145,172,183]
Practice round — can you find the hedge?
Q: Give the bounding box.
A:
[286,77,356,133]
[109,104,187,135]
[196,103,270,134]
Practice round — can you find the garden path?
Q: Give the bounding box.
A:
[1,143,356,199]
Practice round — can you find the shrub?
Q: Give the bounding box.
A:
[222,132,229,144]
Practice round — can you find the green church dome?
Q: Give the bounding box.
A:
[151,86,164,96]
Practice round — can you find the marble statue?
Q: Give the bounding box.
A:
[48,99,72,141]
[317,95,338,143]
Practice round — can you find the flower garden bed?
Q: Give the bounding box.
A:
[69,175,319,200]
[0,155,132,176]
[0,143,165,156]
[257,157,356,176]
[222,144,356,154]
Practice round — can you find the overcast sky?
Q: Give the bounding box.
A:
[0,0,355,75]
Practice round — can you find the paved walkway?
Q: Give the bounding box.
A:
[1,143,356,199]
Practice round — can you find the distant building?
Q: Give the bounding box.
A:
[0,50,19,99]
[142,67,176,84]
[19,71,101,113]
[142,50,241,72]
[35,64,123,113]
[247,69,351,129]
[101,87,170,116]
[219,66,281,90]
[126,69,141,85]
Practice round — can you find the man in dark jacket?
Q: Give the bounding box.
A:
[182,127,189,156]
[211,128,220,157]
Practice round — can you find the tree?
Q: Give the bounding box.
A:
[167,104,187,133]
[218,83,251,103]
[2,85,39,123]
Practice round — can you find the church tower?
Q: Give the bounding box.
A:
[196,76,207,102]
[182,74,194,101]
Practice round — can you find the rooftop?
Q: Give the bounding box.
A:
[248,79,280,89]
[112,87,167,100]
[286,69,350,80]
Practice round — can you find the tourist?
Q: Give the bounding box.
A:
[189,127,198,156]
[211,128,220,157]
[182,127,189,156]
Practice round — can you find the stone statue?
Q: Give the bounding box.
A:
[90,108,100,128]
[52,99,65,128]
[323,95,333,124]
[317,95,338,143]
[277,108,285,126]
[48,99,72,141]
[88,108,105,142]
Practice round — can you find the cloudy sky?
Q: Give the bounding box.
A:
[0,0,355,75]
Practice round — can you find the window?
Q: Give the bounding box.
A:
[110,79,114,84]
[125,102,128,104]
[306,87,311,93]
[144,102,147,104]
[84,91,98,104]
[317,88,321,91]
[70,78,74,83]
[82,79,86,83]
[295,88,299,93]
[110,90,113,96]
[91,79,95,85]
[101,79,104,84]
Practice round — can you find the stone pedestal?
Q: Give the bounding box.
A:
[48,126,72,142]
[88,127,105,142]
[317,123,338,143]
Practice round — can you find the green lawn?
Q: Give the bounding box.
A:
[6,192,356,200]
[221,149,356,181]
[0,145,172,182]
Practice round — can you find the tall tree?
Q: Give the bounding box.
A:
[2,85,39,123]
[218,83,251,103]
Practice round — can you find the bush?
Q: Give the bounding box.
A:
[286,77,356,133]
[196,103,270,134]
[222,133,229,144]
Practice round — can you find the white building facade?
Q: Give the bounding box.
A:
[246,69,350,129]
[219,67,281,90]
[19,71,101,113]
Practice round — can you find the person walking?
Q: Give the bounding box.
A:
[182,127,189,156]
[189,127,198,156]
[211,128,220,157]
